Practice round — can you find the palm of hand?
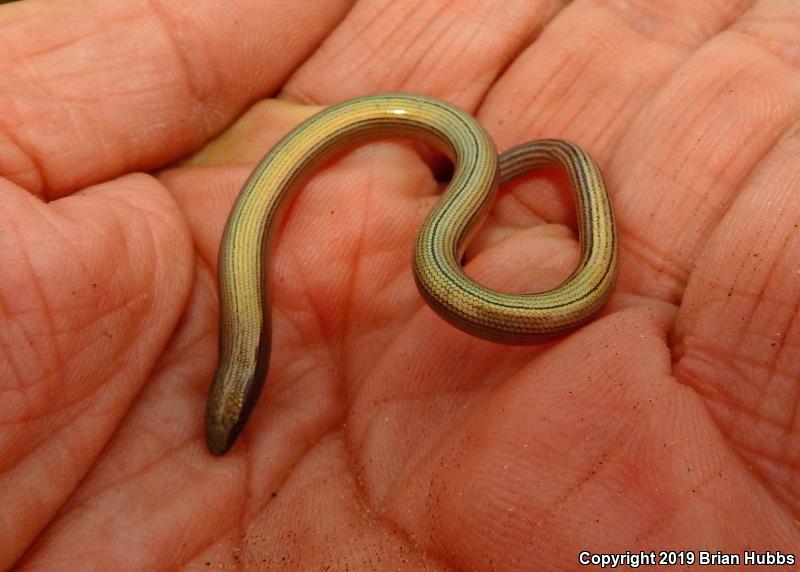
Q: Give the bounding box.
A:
[2,1,799,569]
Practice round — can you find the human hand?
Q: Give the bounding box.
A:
[3,1,799,569]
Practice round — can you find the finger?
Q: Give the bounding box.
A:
[472,0,753,263]
[0,0,352,199]
[482,0,753,151]
[283,0,566,108]
[674,125,800,515]
[597,0,800,302]
[0,176,193,567]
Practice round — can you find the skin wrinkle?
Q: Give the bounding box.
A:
[0,293,38,396]
[281,181,376,362]
[783,380,800,441]
[347,4,390,51]
[600,0,689,44]
[301,447,443,570]
[2,361,61,420]
[611,228,681,304]
[355,234,413,287]
[283,3,363,99]
[745,459,800,517]
[430,376,636,549]
[467,18,543,114]
[338,272,416,388]
[5,195,166,445]
[396,408,478,513]
[701,0,756,37]
[3,212,64,400]
[479,1,581,98]
[353,377,475,490]
[598,0,750,47]
[0,333,24,397]
[394,3,462,90]
[27,369,111,428]
[365,395,477,505]
[729,418,800,469]
[690,75,779,188]
[496,2,556,44]
[743,361,800,434]
[721,301,768,381]
[45,288,141,349]
[343,435,459,571]
[0,104,45,193]
[750,265,799,432]
[491,183,550,226]
[234,435,333,527]
[356,384,480,449]
[392,1,447,74]
[661,87,725,186]
[733,14,800,73]
[339,166,376,396]
[704,111,772,192]
[72,410,219,512]
[696,376,791,437]
[0,132,37,182]
[617,229,686,299]
[147,268,216,382]
[259,317,338,470]
[680,353,754,424]
[274,351,333,407]
[348,471,430,567]
[547,66,607,139]
[633,470,725,544]
[19,48,103,190]
[0,3,141,63]
[718,439,800,516]
[592,87,640,148]
[78,281,149,334]
[511,48,581,137]
[782,312,800,434]
[165,164,253,266]
[70,442,196,512]
[543,58,600,136]
[145,0,217,135]
[534,445,623,529]
[283,247,334,348]
[37,210,96,299]
[722,272,789,399]
[2,365,107,475]
[462,25,524,97]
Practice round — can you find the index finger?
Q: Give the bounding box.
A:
[0,0,353,199]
